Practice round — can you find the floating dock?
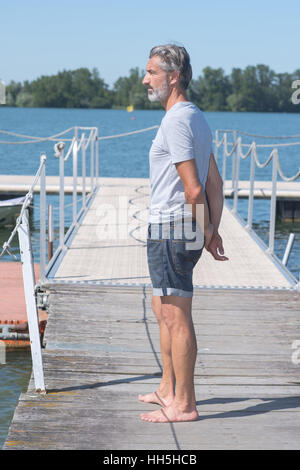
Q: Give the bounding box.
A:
[0,174,300,198]
[3,177,300,450]
[0,262,47,348]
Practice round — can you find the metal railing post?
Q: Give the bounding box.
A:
[267,150,278,255]
[39,154,47,283]
[95,128,99,187]
[17,208,46,393]
[82,142,86,210]
[91,134,94,191]
[59,146,65,247]
[245,145,256,231]
[48,204,54,262]
[232,130,237,192]
[214,129,219,166]
[222,133,227,195]
[282,233,295,266]
[232,137,241,214]
[73,140,78,225]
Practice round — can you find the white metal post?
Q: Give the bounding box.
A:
[95,128,99,187]
[17,209,46,393]
[232,137,241,214]
[246,146,256,231]
[82,143,86,210]
[267,151,278,255]
[48,204,54,261]
[282,233,295,266]
[39,154,47,283]
[91,133,94,191]
[232,130,237,191]
[59,146,65,247]
[73,140,78,225]
[222,133,227,194]
[214,130,219,166]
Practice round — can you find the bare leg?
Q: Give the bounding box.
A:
[140,296,199,422]
[138,295,175,406]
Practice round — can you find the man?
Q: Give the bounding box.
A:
[139,44,228,423]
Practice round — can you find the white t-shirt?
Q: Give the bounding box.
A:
[149,101,213,223]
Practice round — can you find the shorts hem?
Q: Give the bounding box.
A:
[152,287,193,298]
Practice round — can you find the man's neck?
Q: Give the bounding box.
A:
[163,88,188,112]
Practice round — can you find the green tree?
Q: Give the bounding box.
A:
[5,81,23,106]
[188,67,231,111]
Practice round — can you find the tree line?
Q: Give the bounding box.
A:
[4,65,300,112]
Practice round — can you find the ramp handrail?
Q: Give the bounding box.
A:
[0,155,47,393]
[215,129,300,288]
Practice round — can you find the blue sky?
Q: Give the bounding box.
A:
[1,0,299,86]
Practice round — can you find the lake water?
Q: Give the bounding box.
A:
[0,107,300,448]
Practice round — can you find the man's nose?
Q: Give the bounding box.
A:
[142,75,149,86]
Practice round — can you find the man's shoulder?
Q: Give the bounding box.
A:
[162,102,205,130]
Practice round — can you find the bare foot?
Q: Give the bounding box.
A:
[138,391,174,407]
[140,405,199,423]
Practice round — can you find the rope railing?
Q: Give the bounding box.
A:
[216,129,300,140]
[215,129,300,288]
[0,125,159,145]
[217,132,300,181]
[0,127,75,144]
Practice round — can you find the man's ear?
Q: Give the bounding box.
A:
[169,70,180,86]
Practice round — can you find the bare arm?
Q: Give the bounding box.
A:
[205,154,228,260]
[175,159,214,249]
[205,154,224,232]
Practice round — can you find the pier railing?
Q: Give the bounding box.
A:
[0,155,47,392]
[44,126,99,282]
[215,130,300,286]
[0,126,99,392]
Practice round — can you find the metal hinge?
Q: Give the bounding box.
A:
[36,287,49,310]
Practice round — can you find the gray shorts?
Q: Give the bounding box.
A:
[147,220,203,298]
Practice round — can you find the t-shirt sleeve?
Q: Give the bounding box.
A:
[162,118,194,164]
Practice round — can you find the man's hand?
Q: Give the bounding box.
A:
[204,223,214,251]
[206,231,229,261]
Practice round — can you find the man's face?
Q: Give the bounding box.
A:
[143,56,170,103]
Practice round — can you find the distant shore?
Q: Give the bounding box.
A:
[3,65,300,113]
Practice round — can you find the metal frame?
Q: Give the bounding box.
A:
[43,127,98,282]
[17,207,46,393]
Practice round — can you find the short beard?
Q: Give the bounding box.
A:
[147,79,169,103]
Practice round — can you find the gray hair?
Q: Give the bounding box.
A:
[149,44,192,90]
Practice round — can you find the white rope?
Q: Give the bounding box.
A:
[98,125,159,140]
[218,132,300,182]
[0,125,159,144]
[217,129,300,140]
[0,127,75,144]
[214,138,300,148]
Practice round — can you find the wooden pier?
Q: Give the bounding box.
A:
[3,177,300,450]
